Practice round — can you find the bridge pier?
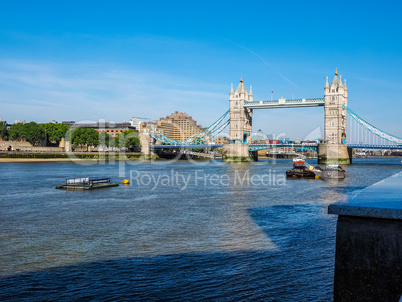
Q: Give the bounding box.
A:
[250,150,258,161]
[222,144,255,162]
[317,144,352,165]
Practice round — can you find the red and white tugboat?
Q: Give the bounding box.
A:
[286,158,317,178]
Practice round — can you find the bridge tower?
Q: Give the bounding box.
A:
[139,122,158,159]
[318,69,352,164]
[222,77,255,161]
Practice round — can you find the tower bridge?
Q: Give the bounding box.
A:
[141,69,402,163]
[222,70,350,163]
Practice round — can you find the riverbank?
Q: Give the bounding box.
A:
[0,158,96,163]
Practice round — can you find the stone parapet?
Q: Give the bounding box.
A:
[328,171,402,301]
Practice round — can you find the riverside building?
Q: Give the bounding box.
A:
[156,111,204,141]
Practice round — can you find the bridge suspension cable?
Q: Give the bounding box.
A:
[344,105,402,146]
[149,132,179,145]
[203,119,230,142]
[181,110,229,144]
[190,119,230,144]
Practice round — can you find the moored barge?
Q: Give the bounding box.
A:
[56,177,119,190]
[315,163,346,180]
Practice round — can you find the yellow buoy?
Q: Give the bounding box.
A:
[315,175,319,180]
[122,179,130,185]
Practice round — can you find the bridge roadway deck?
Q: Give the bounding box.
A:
[150,143,402,150]
[347,144,402,150]
[150,144,222,149]
[251,144,402,150]
[249,143,318,151]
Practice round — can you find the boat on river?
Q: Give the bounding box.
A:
[314,163,346,180]
[286,158,317,178]
[56,177,119,190]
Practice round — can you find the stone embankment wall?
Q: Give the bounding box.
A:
[0,141,64,152]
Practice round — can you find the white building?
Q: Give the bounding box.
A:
[128,117,142,130]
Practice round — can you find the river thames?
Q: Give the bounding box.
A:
[0,157,401,301]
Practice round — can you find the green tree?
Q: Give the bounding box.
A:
[100,132,121,150]
[86,128,99,150]
[40,123,70,145]
[68,127,100,151]
[8,123,25,141]
[66,127,85,149]
[22,122,45,146]
[98,131,110,147]
[0,122,7,140]
[118,130,140,149]
[110,134,119,149]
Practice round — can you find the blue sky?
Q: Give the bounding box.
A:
[0,0,401,139]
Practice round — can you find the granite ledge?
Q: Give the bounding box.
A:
[328,171,402,220]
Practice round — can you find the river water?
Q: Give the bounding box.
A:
[0,157,401,301]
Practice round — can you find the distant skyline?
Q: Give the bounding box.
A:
[1,1,402,139]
